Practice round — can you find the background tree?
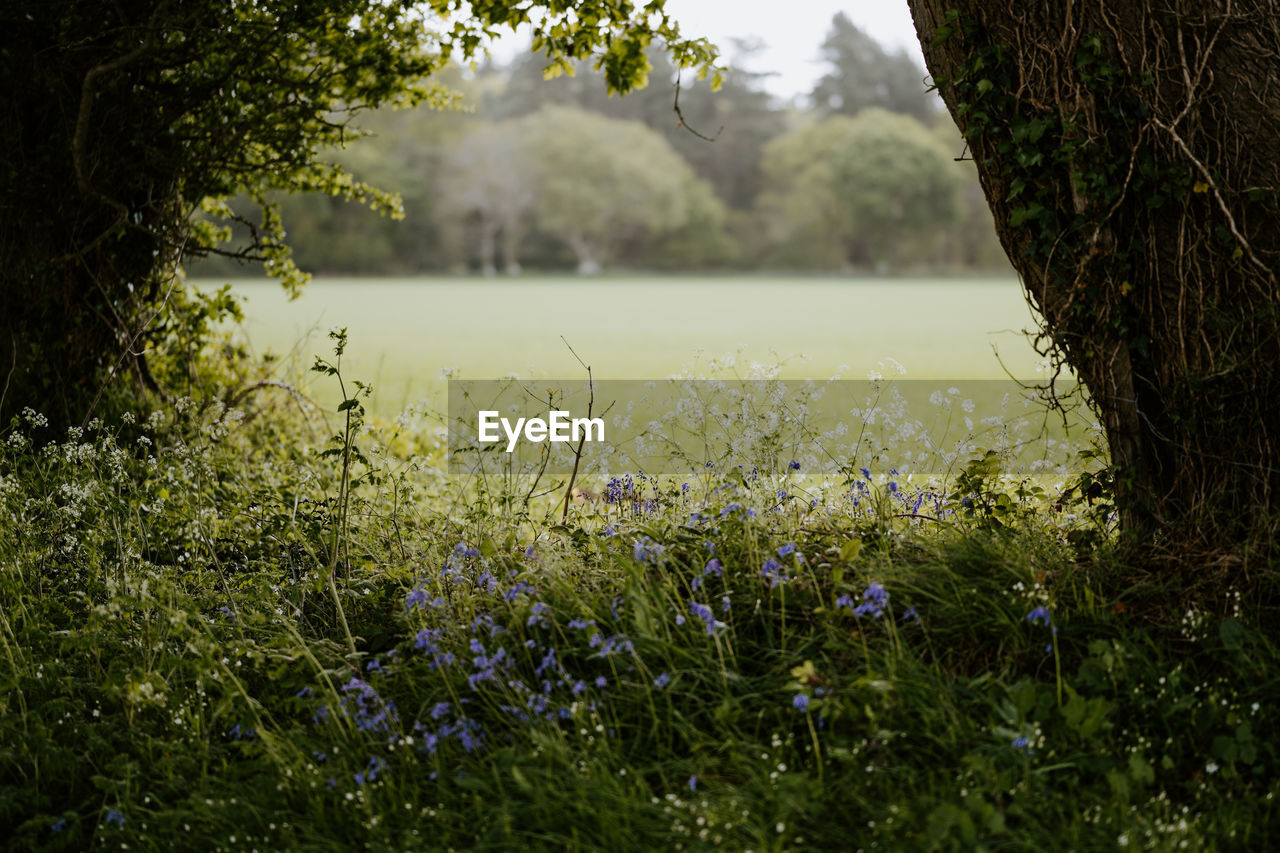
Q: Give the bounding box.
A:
[521,106,727,274]
[436,120,537,275]
[812,13,941,121]
[485,39,785,212]
[758,110,964,271]
[907,2,1280,553]
[0,0,718,424]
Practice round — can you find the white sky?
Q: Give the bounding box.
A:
[484,1,927,101]
[663,0,925,98]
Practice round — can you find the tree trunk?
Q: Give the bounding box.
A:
[477,217,498,277]
[907,1,1280,553]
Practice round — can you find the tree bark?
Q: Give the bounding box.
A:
[907,0,1280,553]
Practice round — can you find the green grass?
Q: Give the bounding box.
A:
[3,339,1278,850]
[204,275,1046,414]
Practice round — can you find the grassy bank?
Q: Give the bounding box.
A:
[3,364,1278,850]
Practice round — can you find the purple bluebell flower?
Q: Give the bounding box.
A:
[527,601,550,627]
[504,581,535,602]
[405,585,430,610]
[851,582,889,618]
[689,601,717,634]
[688,775,698,791]
[653,672,671,689]
[105,810,124,828]
[535,648,557,677]
[902,606,920,624]
[789,460,801,471]
[777,542,796,558]
[793,693,810,712]
[761,558,788,588]
[355,755,388,787]
[1027,606,1051,627]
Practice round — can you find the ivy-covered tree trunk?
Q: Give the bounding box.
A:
[908,1,1280,553]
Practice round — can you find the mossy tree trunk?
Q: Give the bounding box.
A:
[908,1,1280,553]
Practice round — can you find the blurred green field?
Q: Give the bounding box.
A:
[204,275,1045,414]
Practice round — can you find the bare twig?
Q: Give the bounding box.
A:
[560,337,594,524]
[673,73,723,142]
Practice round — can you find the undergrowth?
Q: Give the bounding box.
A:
[1,350,1278,851]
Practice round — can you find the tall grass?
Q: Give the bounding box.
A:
[1,351,1277,850]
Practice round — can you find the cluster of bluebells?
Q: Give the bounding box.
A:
[605,473,658,513]
[832,582,919,623]
[633,536,666,565]
[719,501,758,519]
[837,581,890,619]
[846,465,946,518]
[338,677,398,733]
[414,627,456,669]
[407,541,528,614]
[413,704,486,754]
[399,579,650,760]
[605,474,636,504]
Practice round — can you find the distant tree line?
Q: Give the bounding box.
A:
[195,14,1010,277]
